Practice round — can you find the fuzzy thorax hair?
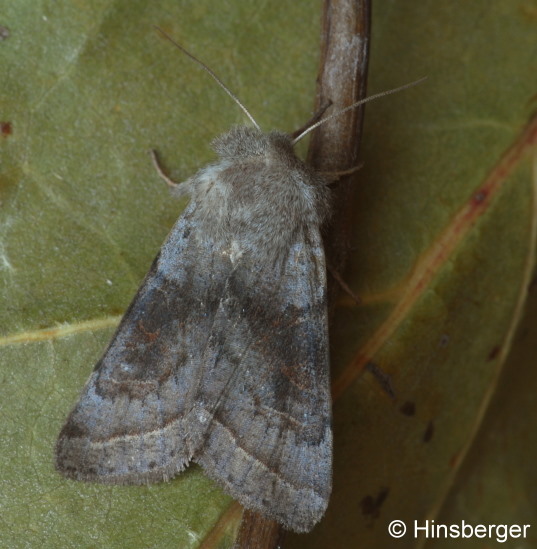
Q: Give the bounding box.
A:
[175,126,331,262]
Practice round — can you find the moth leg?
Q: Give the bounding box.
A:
[321,163,364,185]
[327,263,361,305]
[289,99,332,140]
[150,149,182,188]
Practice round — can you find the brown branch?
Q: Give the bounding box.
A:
[234,509,286,549]
[234,0,370,547]
[311,0,371,310]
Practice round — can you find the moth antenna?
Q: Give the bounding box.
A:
[154,26,261,130]
[291,77,427,145]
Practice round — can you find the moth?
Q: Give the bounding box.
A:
[55,28,421,533]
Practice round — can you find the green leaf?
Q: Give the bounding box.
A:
[1,1,536,548]
[423,263,537,548]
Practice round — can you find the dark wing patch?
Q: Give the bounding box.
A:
[189,227,331,533]
[55,201,234,483]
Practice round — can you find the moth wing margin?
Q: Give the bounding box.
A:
[55,202,233,484]
[190,227,332,533]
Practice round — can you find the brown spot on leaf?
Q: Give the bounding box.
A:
[423,420,434,443]
[361,487,389,523]
[488,345,501,361]
[400,401,416,416]
[1,121,12,137]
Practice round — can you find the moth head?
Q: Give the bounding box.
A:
[212,126,294,160]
